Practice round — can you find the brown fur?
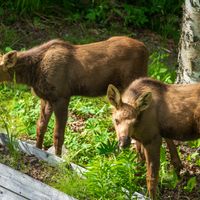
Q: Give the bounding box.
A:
[0,36,148,155]
[107,77,200,199]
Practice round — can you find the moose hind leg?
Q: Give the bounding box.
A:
[165,139,183,175]
[52,98,69,156]
[36,99,53,149]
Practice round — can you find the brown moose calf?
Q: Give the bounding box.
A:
[107,77,200,199]
[0,36,148,156]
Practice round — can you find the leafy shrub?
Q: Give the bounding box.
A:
[0,26,19,50]
[1,0,183,39]
[0,84,39,137]
[85,1,110,23]
[50,150,145,200]
[159,146,179,189]
[123,4,148,27]
[16,0,42,14]
[184,177,197,192]
[148,52,177,83]
[85,151,145,199]
[96,139,118,156]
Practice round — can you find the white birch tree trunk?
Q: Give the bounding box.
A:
[176,0,200,83]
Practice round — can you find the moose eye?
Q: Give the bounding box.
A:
[115,119,120,125]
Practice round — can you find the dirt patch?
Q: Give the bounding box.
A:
[161,175,200,200]
[0,143,57,183]
[68,112,85,133]
[160,142,200,200]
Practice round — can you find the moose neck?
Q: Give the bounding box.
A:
[8,51,41,86]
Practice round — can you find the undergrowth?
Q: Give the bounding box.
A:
[50,151,145,200]
[0,0,183,40]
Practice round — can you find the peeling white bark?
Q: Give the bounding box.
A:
[176,0,200,83]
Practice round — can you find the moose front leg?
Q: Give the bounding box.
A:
[165,139,183,175]
[36,99,53,149]
[134,140,145,160]
[144,135,162,200]
[52,98,69,156]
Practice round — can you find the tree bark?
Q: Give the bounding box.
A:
[176,0,200,83]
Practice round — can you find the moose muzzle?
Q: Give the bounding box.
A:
[119,136,131,149]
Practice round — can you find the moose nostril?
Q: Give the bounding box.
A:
[119,136,131,148]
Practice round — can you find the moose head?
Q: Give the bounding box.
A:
[0,51,18,82]
[107,84,152,148]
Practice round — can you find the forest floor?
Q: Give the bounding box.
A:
[0,15,200,200]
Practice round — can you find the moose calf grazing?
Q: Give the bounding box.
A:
[0,36,149,156]
[107,77,200,199]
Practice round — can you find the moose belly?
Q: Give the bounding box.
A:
[160,125,199,141]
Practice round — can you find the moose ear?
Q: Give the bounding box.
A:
[107,84,122,108]
[1,51,17,71]
[135,92,152,113]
